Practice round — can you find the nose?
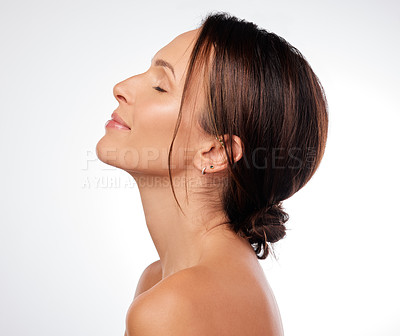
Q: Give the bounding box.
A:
[113,79,131,104]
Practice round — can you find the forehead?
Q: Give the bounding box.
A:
[152,29,200,85]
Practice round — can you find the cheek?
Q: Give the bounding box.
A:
[118,96,182,170]
[132,97,180,141]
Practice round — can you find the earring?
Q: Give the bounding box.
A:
[216,136,224,147]
[201,166,214,175]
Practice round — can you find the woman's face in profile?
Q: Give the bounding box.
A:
[96,28,202,174]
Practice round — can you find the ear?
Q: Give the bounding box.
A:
[193,135,244,174]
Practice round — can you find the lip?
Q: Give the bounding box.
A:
[106,111,131,130]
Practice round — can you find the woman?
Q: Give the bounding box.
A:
[96,12,328,336]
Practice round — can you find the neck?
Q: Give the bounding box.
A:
[131,174,248,279]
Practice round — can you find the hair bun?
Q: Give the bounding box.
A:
[240,202,289,258]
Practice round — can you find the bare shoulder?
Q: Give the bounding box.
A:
[126,266,208,336]
[126,265,283,336]
[133,260,162,299]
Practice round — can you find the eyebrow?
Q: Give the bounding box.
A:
[151,57,176,80]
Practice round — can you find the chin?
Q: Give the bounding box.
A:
[96,135,139,172]
[96,135,120,169]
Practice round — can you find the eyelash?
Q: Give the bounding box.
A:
[153,86,167,93]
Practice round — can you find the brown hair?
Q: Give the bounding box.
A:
[167,12,329,259]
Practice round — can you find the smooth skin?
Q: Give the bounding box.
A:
[97,28,284,336]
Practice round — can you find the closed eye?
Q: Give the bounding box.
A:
[153,86,167,93]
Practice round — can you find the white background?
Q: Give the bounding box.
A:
[1,0,399,335]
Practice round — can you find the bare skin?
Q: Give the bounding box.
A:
[97,28,284,336]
